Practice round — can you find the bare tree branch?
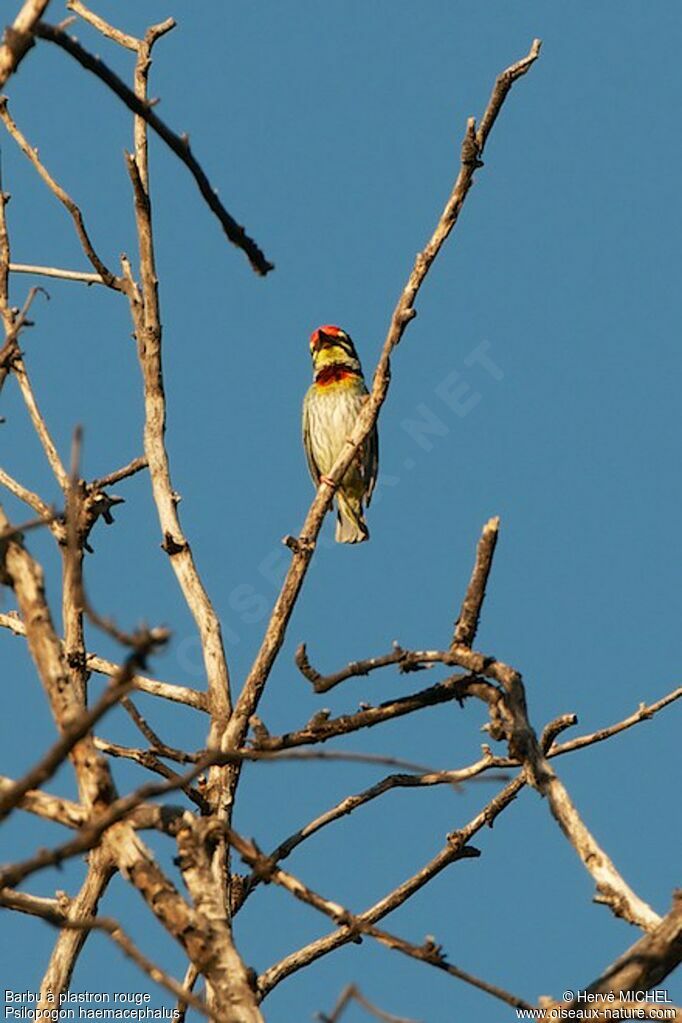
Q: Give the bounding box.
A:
[0,886,213,1018]
[119,53,232,735]
[318,985,421,1023]
[0,464,56,521]
[0,98,122,287]
[32,20,273,275]
[94,737,208,812]
[0,185,12,331]
[65,0,140,51]
[228,819,533,1011]
[0,774,85,827]
[558,893,682,1014]
[548,688,682,757]
[0,507,59,540]
[251,672,479,750]
[0,501,120,814]
[12,350,70,487]
[8,262,106,284]
[0,773,185,832]
[0,611,207,709]
[295,641,433,694]
[91,455,148,489]
[106,30,244,995]
[318,985,420,1023]
[0,658,150,823]
[37,849,116,1000]
[169,814,264,1022]
[452,515,500,647]
[0,0,52,88]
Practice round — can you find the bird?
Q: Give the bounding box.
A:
[302,325,378,543]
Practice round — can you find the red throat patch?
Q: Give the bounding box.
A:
[315,365,358,386]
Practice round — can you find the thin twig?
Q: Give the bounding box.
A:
[37,852,116,1001]
[0,665,146,823]
[0,508,60,540]
[93,737,208,811]
[176,964,200,1023]
[65,0,140,50]
[0,283,70,489]
[318,985,420,1023]
[0,774,85,827]
[452,516,500,647]
[91,455,148,489]
[0,283,47,394]
[0,611,207,710]
[9,262,106,285]
[12,352,69,488]
[295,641,432,694]
[0,98,121,287]
[298,641,517,695]
[0,188,13,331]
[549,688,682,757]
[121,694,168,748]
[0,890,212,1019]
[88,654,207,710]
[252,673,478,750]
[0,464,56,520]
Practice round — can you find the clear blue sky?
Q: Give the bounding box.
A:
[1,2,680,1021]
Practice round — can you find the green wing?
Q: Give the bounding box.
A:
[302,388,321,486]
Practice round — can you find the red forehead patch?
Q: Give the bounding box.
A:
[310,324,343,345]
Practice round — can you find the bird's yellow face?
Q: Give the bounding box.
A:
[309,325,361,376]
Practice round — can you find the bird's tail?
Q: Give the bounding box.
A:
[335,492,369,544]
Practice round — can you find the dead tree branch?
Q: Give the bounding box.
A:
[0,887,213,1018]
[258,776,524,997]
[0,611,207,709]
[0,97,122,287]
[8,261,106,284]
[32,20,273,275]
[452,515,500,647]
[0,0,52,88]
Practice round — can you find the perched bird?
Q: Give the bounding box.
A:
[302,325,378,543]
